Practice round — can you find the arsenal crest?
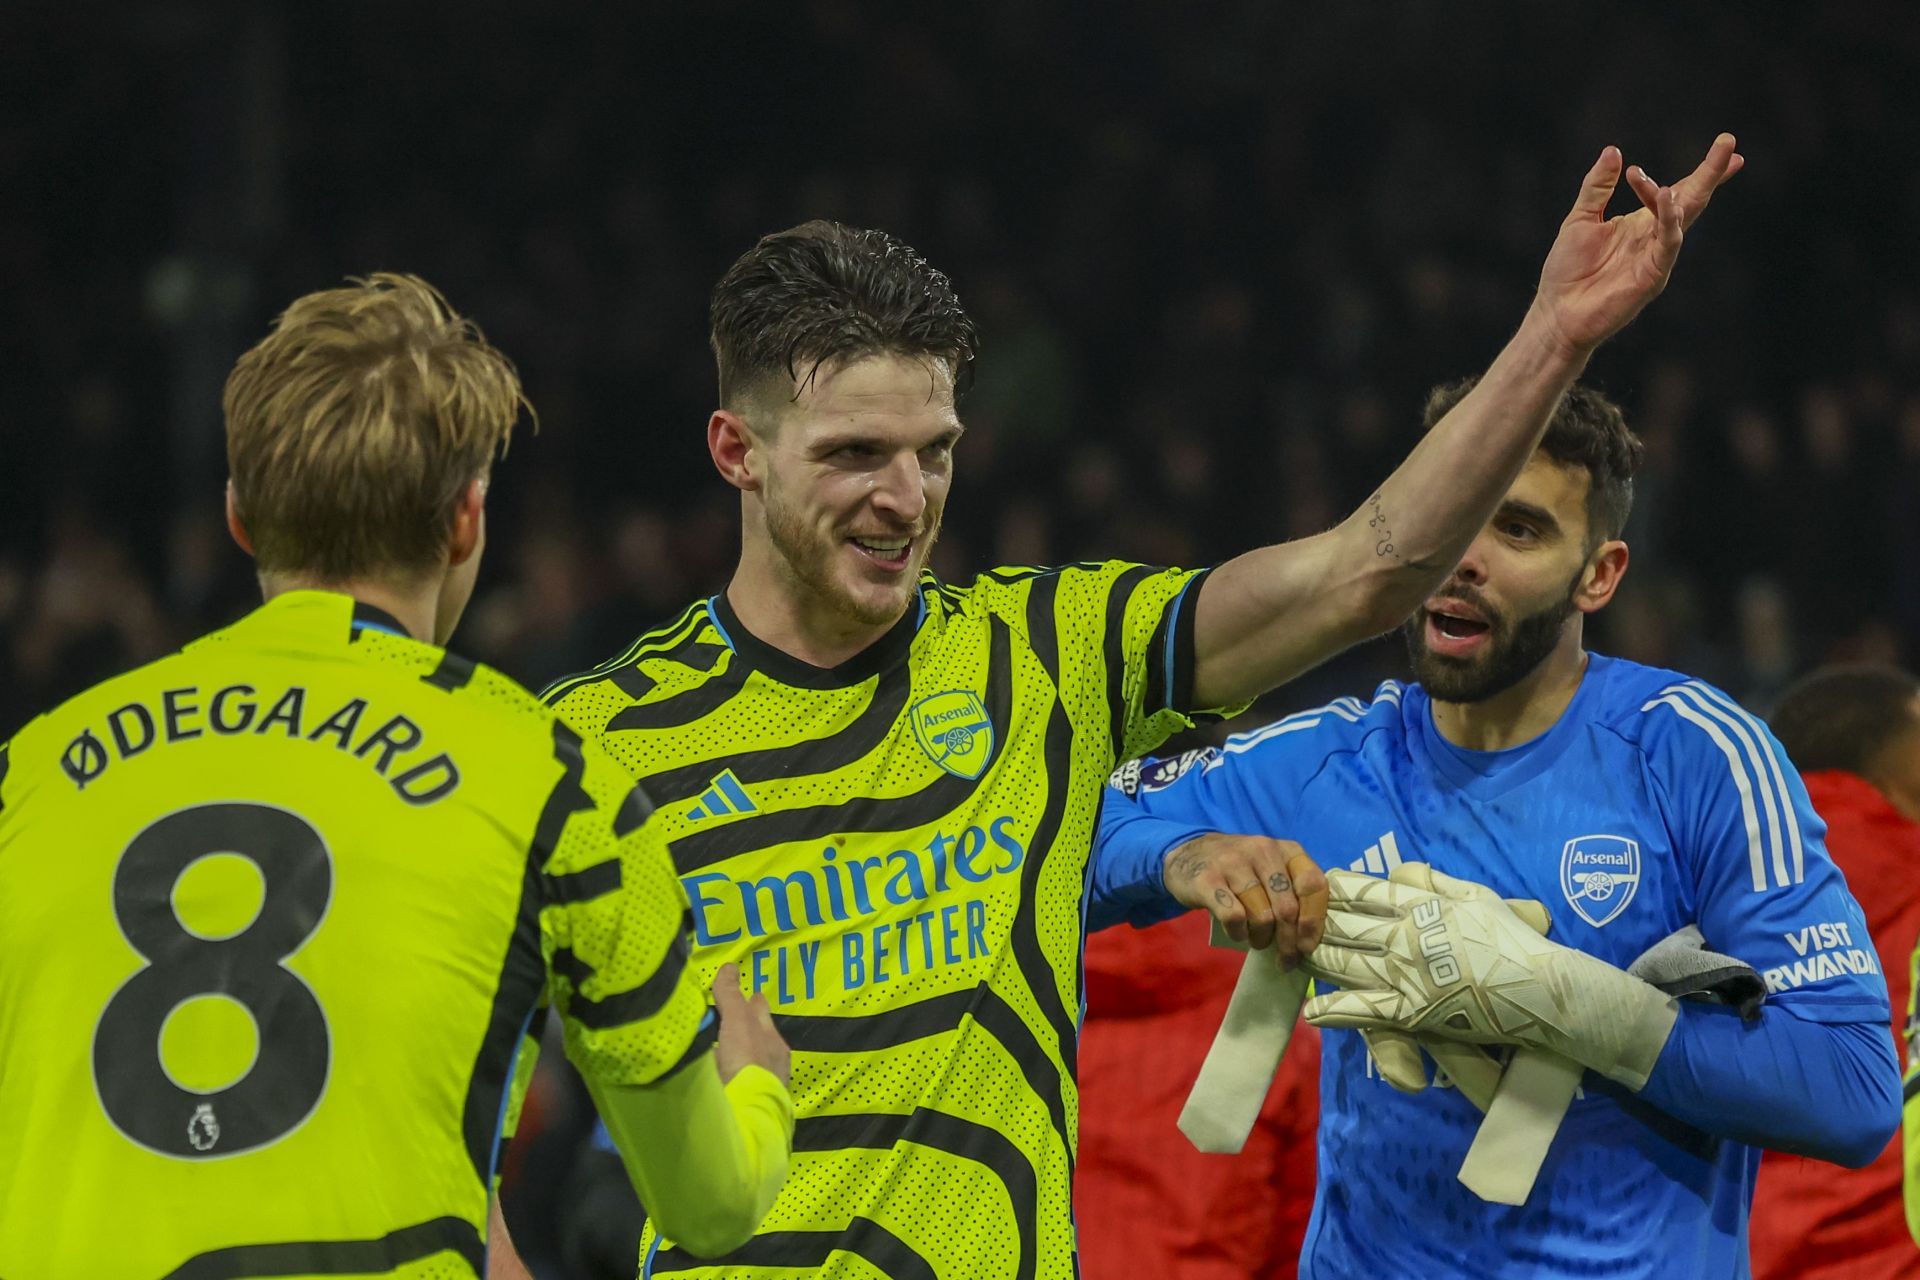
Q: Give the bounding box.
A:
[1559,834,1642,929]
[911,690,995,780]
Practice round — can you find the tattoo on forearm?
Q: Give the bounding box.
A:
[1367,491,1398,560]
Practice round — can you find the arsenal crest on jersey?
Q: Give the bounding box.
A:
[1559,833,1642,928]
[911,690,995,780]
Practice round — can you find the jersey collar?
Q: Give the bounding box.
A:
[1409,654,1611,799]
[708,585,925,690]
[348,600,411,640]
[211,591,417,650]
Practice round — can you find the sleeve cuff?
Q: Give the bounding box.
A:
[1089,816,1222,932]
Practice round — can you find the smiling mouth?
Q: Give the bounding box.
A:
[849,535,914,570]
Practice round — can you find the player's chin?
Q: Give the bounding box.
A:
[1406,644,1482,689]
[833,572,917,628]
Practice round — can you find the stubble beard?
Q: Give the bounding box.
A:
[762,486,938,630]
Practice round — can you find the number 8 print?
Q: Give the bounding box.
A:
[92,804,333,1159]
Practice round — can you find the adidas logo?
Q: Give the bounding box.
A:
[1347,830,1405,876]
[686,769,760,823]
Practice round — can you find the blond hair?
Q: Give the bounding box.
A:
[223,273,531,581]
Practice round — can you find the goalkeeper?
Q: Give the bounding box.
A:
[1091,378,1900,1278]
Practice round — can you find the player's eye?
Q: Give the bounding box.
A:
[1502,521,1537,542]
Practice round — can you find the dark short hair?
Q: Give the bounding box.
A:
[1770,664,1920,776]
[1421,378,1644,545]
[709,219,978,411]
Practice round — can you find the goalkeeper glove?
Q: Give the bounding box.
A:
[1357,866,1553,1107]
[1303,862,1677,1090]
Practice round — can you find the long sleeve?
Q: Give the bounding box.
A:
[1088,788,1216,932]
[587,1051,795,1258]
[1637,999,1901,1168]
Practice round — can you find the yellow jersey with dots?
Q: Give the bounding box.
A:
[0,591,708,1279]
[544,563,1234,1280]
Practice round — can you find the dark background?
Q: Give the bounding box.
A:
[6,4,1917,1273]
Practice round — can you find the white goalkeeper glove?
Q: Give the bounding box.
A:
[1303,862,1677,1090]
[1356,866,1552,1107]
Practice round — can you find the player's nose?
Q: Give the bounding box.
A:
[869,451,927,524]
[1451,539,1490,585]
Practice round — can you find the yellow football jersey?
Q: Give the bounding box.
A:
[545,562,1234,1280]
[0,591,708,1279]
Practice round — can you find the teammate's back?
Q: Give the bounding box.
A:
[0,273,795,1278]
[0,594,618,1275]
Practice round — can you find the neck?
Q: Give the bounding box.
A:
[262,574,441,644]
[1429,627,1590,752]
[726,545,901,670]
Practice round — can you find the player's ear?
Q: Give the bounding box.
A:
[225,481,255,557]
[709,409,763,493]
[1574,539,1629,614]
[447,476,486,567]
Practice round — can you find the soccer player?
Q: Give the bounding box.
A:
[1749,666,1920,1277]
[1094,380,1902,1278]
[0,275,794,1277]
[545,137,1742,1278]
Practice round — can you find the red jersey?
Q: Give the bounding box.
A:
[1749,770,1920,1280]
[1076,912,1320,1279]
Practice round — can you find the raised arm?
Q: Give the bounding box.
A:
[1192,135,1742,708]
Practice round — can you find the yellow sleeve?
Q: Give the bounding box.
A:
[1905,939,1919,1245]
[587,1055,794,1260]
[1040,561,1250,761]
[538,728,710,1087]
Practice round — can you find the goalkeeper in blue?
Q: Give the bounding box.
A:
[1094,379,1902,1278]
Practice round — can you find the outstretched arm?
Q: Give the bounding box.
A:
[1192,135,1743,708]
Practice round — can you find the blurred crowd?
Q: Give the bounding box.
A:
[7,5,1918,740]
[6,5,1918,1270]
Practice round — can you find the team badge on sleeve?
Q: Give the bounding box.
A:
[1560,834,1642,928]
[911,691,995,780]
[1107,747,1217,796]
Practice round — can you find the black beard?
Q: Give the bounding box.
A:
[1403,584,1578,704]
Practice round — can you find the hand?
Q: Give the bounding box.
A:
[713,963,792,1087]
[1162,833,1329,961]
[1531,133,1744,357]
[1358,876,1550,1104]
[1302,863,1676,1089]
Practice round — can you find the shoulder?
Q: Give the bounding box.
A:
[948,561,1203,657]
[4,645,193,758]
[1590,656,1776,764]
[538,599,723,725]
[951,561,1198,611]
[1213,681,1410,770]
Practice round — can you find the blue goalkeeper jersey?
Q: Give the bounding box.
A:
[1097,654,1888,1280]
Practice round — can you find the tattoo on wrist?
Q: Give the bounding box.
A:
[1367,491,1399,560]
[1167,847,1208,883]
